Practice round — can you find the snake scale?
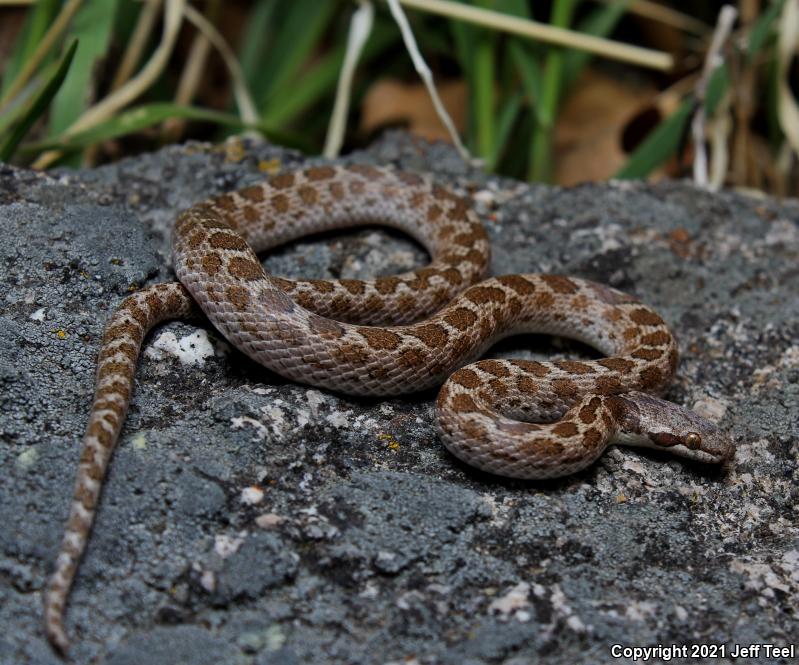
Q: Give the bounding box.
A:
[44,164,732,653]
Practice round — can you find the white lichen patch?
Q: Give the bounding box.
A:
[624,600,657,622]
[15,446,38,469]
[30,307,46,321]
[729,552,799,610]
[488,582,530,617]
[255,513,285,529]
[231,415,271,441]
[214,532,247,558]
[145,329,223,366]
[240,485,264,505]
[131,433,147,450]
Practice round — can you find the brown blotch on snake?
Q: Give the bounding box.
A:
[44,165,733,657]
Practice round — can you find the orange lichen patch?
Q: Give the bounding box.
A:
[632,347,663,360]
[553,421,579,437]
[409,324,448,348]
[239,185,265,202]
[357,328,402,350]
[540,274,579,294]
[497,275,536,295]
[629,308,665,327]
[201,253,223,276]
[226,285,250,311]
[465,286,505,306]
[305,165,337,181]
[209,232,248,251]
[298,185,319,205]
[271,194,290,213]
[339,279,365,295]
[554,360,594,374]
[227,256,263,280]
[597,358,634,373]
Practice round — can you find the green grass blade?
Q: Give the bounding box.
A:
[450,18,477,148]
[261,21,396,130]
[614,99,693,179]
[20,102,315,154]
[486,91,523,170]
[0,39,78,162]
[23,103,248,152]
[0,0,60,96]
[530,0,578,182]
[258,0,337,110]
[237,0,278,99]
[748,0,787,61]
[48,0,118,137]
[562,0,630,91]
[473,0,496,160]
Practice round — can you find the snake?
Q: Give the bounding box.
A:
[43,164,733,654]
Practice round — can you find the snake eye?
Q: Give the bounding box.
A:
[685,432,702,450]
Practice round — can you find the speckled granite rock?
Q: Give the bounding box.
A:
[1,132,797,665]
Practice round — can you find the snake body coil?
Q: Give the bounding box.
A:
[44,164,732,653]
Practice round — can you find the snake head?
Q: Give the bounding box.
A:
[613,392,734,465]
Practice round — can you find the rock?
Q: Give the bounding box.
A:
[0,131,796,664]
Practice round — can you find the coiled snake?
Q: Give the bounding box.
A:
[44,164,732,653]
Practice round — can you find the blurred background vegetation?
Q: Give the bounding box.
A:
[0,0,795,195]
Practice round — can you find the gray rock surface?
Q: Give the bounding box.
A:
[0,131,797,665]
